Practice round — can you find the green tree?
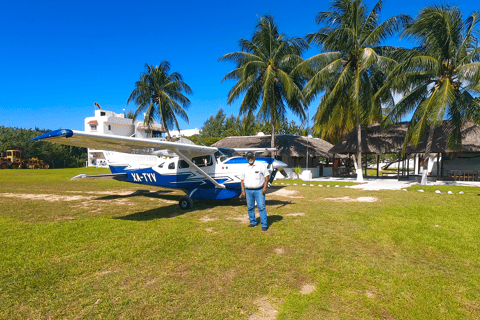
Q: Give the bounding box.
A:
[127,61,192,139]
[382,5,480,185]
[219,14,308,157]
[297,0,409,181]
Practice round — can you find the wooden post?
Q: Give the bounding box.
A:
[364,154,367,177]
[441,153,444,178]
[332,154,335,177]
[436,153,440,179]
[376,154,380,177]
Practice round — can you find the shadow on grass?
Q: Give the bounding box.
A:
[116,196,291,222]
[94,189,174,201]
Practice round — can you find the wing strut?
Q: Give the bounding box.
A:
[175,149,226,189]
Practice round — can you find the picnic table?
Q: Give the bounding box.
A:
[449,170,479,181]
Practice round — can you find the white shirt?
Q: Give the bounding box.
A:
[240,161,269,189]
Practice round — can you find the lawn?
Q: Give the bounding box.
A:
[1,168,479,319]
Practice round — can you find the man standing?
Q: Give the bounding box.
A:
[240,152,270,232]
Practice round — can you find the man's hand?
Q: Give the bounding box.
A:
[241,190,246,198]
[262,186,267,195]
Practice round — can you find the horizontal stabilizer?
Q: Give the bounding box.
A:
[70,173,128,181]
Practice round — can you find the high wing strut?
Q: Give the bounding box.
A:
[175,149,226,189]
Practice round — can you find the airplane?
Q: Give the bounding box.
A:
[31,129,288,210]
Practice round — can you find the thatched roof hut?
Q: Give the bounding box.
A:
[330,122,480,155]
[212,134,337,158]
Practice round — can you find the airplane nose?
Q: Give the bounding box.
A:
[272,159,287,169]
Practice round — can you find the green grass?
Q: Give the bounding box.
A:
[1,168,480,319]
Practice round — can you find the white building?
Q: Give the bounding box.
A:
[85,109,166,167]
[168,128,201,138]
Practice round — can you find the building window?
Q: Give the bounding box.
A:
[90,125,97,131]
[100,112,106,116]
[108,125,111,131]
[152,130,162,138]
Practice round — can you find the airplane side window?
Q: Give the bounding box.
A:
[178,160,189,169]
[158,162,165,168]
[205,155,213,167]
[168,162,175,170]
[192,155,213,167]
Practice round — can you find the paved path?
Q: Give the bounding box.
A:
[309,177,480,191]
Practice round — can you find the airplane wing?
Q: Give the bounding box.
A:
[31,129,218,157]
[32,129,278,190]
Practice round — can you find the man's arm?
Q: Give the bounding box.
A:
[241,180,246,198]
[262,164,269,195]
[262,175,269,195]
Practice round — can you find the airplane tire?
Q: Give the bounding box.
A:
[179,196,193,210]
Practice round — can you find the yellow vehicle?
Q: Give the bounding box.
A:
[0,150,49,169]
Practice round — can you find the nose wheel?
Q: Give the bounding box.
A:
[179,196,193,210]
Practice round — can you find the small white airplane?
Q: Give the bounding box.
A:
[32,129,287,209]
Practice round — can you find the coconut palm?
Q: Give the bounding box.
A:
[219,14,308,157]
[127,61,192,139]
[296,0,409,181]
[382,5,480,185]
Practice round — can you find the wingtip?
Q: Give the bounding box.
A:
[31,129,74,141]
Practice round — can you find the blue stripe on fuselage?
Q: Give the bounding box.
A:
[224,157,273,164]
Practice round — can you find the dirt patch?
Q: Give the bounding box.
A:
[300,284,316,295]
[357,291,375,298]
[205,227,217,234]
[227,215,249,222]
[318,196,378,203]
[54,216,75,221]
[284,212,305,217]
[0,193,93,202]
[200,216,218,222]
[248,297,278,320]
[273,248,284,255]
[158,199,177,204]
[268,189,303,198]
[67,190,137,196]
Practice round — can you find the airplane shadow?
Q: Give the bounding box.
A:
[94,187,292,222]
[95,189,175,201]
[115,195,291,222]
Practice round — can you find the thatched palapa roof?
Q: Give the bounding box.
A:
[330,122,480,154]
[212,134,337,158]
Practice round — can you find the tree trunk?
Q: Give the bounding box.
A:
[420,125,436,185]
[356,121,364,182]
[271,121,275,158]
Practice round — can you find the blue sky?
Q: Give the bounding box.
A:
[0,0,477,131]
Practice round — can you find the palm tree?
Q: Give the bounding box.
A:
[219,14,308,157]
[296,0,409,181]
[382,5,480,185]
[127,61,192,139]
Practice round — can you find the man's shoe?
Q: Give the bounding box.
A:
[248,224,257,228]
[262,227,269,232]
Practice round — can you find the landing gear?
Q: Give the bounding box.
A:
[179,196,193,210]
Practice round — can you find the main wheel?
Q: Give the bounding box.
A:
[0,163,7,169]
[179,196,193,210]
[10,163,19,169]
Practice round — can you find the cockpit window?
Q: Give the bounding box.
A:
[168,162,175,170]
[158,162,165,168]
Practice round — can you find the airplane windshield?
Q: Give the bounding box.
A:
[158,162,165,168]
